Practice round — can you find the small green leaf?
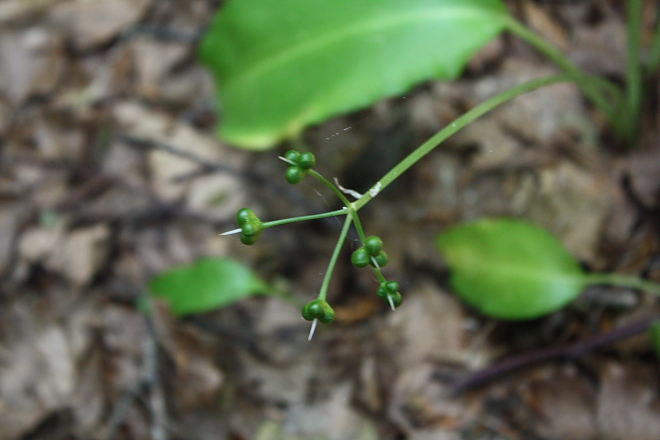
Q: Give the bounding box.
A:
[436,218,586,320]
[149,257,269,316]
[199,0,510,149]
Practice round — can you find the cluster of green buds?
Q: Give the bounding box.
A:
[378,280,403,309]
[282,150,316,184]
[351,236,389,268]
[236,208,263,245]
[301,298,335,341]
[225,149,402,340]
[301,299,335,324]
[352,236,402,310]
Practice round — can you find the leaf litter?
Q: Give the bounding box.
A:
[0,0,659,439]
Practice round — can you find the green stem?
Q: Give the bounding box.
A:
[307,169,370,242]
[372,267,387,284]
[504,18,622,121]
[584,273,660,296]
[263,209,347,228]
[308,169,354,208]
[625,0,644,140]
[354,74,571,210]
[317,214,353,301]
[348,206,368,242]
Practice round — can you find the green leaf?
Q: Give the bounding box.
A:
[436,218,586,320]
[149,257,269,316]
[199,0,510,149]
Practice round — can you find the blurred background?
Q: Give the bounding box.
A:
[1,0,660,439]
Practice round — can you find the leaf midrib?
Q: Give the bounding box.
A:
[222,6,506,93]
[465,259,585,285]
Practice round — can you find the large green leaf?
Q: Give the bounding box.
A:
[199,0,510,149]
[149,257,269,316]
[436,218,586,320]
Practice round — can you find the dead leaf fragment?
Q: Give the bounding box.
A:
[596,361,660,440]
[0,0,59,24]
[522,2,569,50]
[530,368,597,439]
[527,162,614,263]
[389,362,470,435]
[114,101,247,219]
[0,202,26,276]
[0,325,75,439]
[18,223,66,263]
[133,40,189,99]
[48,223,111,286]
[381,280,468,368]
[50,0,150,50]
[0,28,63,104]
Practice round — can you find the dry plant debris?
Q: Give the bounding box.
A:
[0,1,659,439]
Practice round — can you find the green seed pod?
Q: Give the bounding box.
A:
[385,281,399,294]
[236,208,254,226]
[377,281,399,298]
[351,247,371,268]
[241,222,259,237]
[302,299,333,321]
[285,166,304,184]
[370,251,389,268]
[364,236,383,255]
[302,300,320,321]
[319,304,335,324]
[389,291,403,308]
[298,152,316,170]
[240,233,258,245]
[236,209,262,245]
[284,150,300,163]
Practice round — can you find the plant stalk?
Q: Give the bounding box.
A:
[354,74,571,210]
[317,214,352,300]
[263,208,347,228]
[504,18,622,123]
[308,170,355,209]
[584,272,660,296]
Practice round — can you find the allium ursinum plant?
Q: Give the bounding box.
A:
[221,74,578,339]
[223,150,402,339]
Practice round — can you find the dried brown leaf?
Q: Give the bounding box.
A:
[596,361,660,440]
[0,28,63,104]
[50,0,150,50]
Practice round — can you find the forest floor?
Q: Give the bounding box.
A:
[1,0,660,439]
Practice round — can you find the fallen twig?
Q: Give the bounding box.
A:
[450,314,660,395]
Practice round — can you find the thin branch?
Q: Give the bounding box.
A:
[450,314,660,396]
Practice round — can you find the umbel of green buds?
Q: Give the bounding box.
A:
[351,236,389,268]
[236,208,263,245]
[301,299,335,324]
[284,150,316,184]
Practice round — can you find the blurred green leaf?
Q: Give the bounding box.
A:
[149,257,269,316]
[436,218,586,320]
[199,0,510,149]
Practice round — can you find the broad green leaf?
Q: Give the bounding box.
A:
[436,218,586,320]
[149,257,269,316]
[199,0,510,149]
